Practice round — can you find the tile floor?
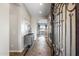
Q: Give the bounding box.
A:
[25,36,51,56]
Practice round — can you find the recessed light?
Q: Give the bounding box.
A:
[40,3,43,5]
[39,11,42,14]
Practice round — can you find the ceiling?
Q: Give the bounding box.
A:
[24,3,51,17]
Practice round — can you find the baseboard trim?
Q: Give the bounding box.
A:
[9,40,35,56]
[9,47,29,56]
[9,52,21,56]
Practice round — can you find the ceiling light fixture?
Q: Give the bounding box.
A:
[40,3,43,5]
[39,11,42,14]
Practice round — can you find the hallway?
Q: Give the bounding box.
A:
[25,36,51,56]
[8,3,77,56]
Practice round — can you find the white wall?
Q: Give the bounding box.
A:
[18,4,31,52]
[30,17,37,40]
[10,4,31,52]
[0,4,9,56]
[10,4,19,52]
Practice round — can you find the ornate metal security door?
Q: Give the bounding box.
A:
[53,15,60,55]
[66,3,76,56]
[59,12,64,56]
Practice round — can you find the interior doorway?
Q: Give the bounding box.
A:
[37,19,48,37]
